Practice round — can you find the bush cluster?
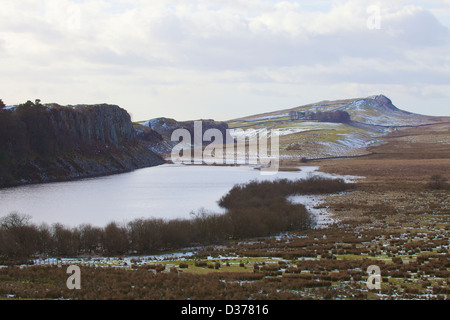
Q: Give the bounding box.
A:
[0,177,352,262]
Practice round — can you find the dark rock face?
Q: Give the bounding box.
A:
[0,102,165,188]
[143,117,233,145]
[46,103,136,149]
[181,119,230,144]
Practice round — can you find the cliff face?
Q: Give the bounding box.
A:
[139,117,233,147]
[0,101,165,188]
[48,103,136,148]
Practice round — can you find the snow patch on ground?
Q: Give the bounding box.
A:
[139,120,150,126]
[287,170,363,229]
[249,113,290,121]
[288,194,333,229]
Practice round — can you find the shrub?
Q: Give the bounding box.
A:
[195,261,208,267]
[392,257,403,264]
[0,177,353,260]
[426,174,449,190]
[155,264,166,272]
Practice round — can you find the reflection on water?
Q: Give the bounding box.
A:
[0,164,347,227]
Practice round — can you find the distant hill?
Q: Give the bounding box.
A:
[225,95,449,161]
[5,95,447,187]
[230,95,441,126]
[135,95,449,162]
[134,117,234,156]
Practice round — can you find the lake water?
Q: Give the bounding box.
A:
[0,164,357,227]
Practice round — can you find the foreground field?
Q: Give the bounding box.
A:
[1,185,448,300]
[0,125,449,300]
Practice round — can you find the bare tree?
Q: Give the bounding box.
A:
[0,212,40,258]
[51,223,80,256]
[0,212,31,230]
[104,222,128,255]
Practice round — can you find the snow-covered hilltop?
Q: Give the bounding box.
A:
[224,95,447,160]
[133,94,449,162]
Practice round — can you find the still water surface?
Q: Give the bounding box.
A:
[0,164,343,227]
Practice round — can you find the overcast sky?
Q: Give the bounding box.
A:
[1,0,449,121]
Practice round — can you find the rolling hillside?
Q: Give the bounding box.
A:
[225,95,449,161]
[135,94,449,162]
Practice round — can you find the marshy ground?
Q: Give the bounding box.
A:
[0,124,449,300]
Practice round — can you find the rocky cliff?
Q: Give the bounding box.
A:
[139,117,231,141]
[0,101,165,188]
[136,117,235,156]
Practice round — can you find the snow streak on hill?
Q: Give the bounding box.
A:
[136,95,447,161]
[225,95,445,160]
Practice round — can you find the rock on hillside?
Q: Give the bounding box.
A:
[341,95,436,127]
[0,101,165,187]
[136,117,235,156]
[140,117,231,140]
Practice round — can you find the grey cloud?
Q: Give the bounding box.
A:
[159,6,450,91]
[1,0,449,118]
[383,8,450,47]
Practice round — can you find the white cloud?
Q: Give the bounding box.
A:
[0,0,449,120]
